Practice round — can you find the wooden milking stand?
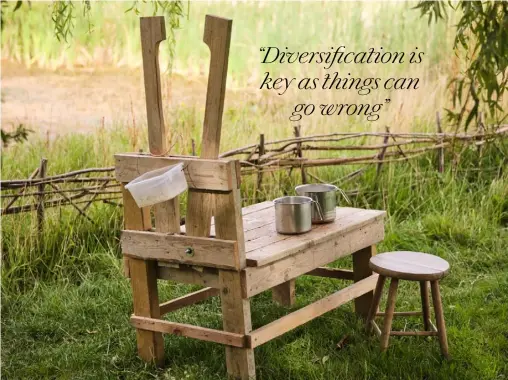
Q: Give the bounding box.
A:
[116,15,385,380]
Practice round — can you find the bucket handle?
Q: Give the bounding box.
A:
[310,195,325,221]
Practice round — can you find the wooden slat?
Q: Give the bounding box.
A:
[306,267,355,280]
[115,153,234,191]
[157,265,219,288]
[248,274,379,348]
[130,258,165,365]
[243,219,384,298]
[121,186,152,277]
[131,316,246,348]
[122,230,239,270]
[246,209,385,267]
[160,287,219,315]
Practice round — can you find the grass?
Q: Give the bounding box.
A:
[2,124,507,379]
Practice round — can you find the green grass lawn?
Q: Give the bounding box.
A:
[2,130,507,379]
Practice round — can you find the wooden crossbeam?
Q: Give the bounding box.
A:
[375,311,422,317]
[122,230,240,270]
[247,274,379,348]
[160,287,219,315]
[131,316,246,348]
[115,153,236,191]
[157,264,219,288]
[306,267,355,280]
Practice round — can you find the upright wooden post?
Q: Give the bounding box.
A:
[37,158,47,242]
[140,16,180,234]
[186,15,232,237]
[436,112,444,173]
[294,126,307,184]
[255,134,265,203]
[352,245,376,319]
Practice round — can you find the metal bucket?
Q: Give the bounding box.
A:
[273,196,321,234]
[295,184,338,223]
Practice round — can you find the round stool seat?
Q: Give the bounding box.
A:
[370,251,450,281]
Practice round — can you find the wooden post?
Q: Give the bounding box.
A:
[186,15,232,238]
[191,138,196,156]
[436,112,444,173]
[272,280,296,307]
[255,134,265,203]
[140,16,180,235]
[37,158,47,241]
[294,126,307,184]
[352,245,376,319]
[380,278,399,351]
[376,127,390,180]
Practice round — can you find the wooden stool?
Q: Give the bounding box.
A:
[365,251,450,358]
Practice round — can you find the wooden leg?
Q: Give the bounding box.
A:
[380,278,398,351]
[130,258,165,366]
[219,271,256,380]
[420,281,431,331]
[353,245,376,319]
[366,275,386,331]
[430,280,450,359]
[272,280,296,307]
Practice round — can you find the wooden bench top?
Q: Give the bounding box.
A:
[184,201,386,267]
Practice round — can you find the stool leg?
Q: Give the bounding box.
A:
[420,281,431,331]
[430,280,450,359]
[366,275,386,332]
[380,278,399,351]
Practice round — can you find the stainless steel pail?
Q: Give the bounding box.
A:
[295,184,338,223]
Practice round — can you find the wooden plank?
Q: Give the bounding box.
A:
[272,280,296,307]
[160,287,219,315]
[305,267,355,280]
[122,230,240,270]
[157,265,219,288]
[131,316,246,348]
[248,274,379,348]
[353,245,376,319]
[186,15,233,239]
[246,209,385,267]
[219,270,255,379]
[243,219,384,298]
[115,153,234,191]
[245,207,363,255]
[122,186,151,277]
[140,16,166,154]
[130,258,165,366]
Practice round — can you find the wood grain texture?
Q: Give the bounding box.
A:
[140,17,181,238]
[243,219,384,298]
[353,245,376,319]
[131,316,246,348]
[370,251,450,281]
[272,280,296,307]
[380,278,399,351]
[186,15,233,240]
[140,16,166,154]
[159,287,219,315]
[115,154,234,191]
[220,270,256,379]
[420,281,431,331]
[246,208,385,267]
[121,185,151,278]
[130,258,165,366]
[248,274,379,348]
[431,280,450,358]
[122,230,240,270]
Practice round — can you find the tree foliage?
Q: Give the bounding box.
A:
[415,1,508,128]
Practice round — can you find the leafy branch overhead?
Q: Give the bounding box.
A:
[415,1,508,128]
